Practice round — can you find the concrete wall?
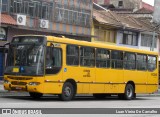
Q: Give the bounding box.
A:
[116,30,140,49]
[116,30,159,52]
[93,0,110,5]
[139,32,159,52]
[110,0,142,9]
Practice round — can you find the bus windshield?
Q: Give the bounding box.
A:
[4,36,45,76]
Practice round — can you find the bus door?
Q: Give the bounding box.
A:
[44,43,63,93]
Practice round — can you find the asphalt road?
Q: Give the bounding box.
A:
[0,92,160,117]
[0,92,160,108]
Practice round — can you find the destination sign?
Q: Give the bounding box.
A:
[12,36,45,43]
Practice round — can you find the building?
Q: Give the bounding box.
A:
[0,0,93,80]
[93,0,110,5]
[94,0,154,11]
[109,0,142,10]
[92,9,159,53]
[94,0,142,9]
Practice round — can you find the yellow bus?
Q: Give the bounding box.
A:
[3,35,158,101]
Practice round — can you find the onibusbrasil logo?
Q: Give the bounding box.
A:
[1,109,42,115]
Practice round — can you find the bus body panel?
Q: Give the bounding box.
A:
[43,70,63,94]
[124,70,147,93]
[43,82,63,94]
[63,66,96,93]
[95,69,124,93]
[146,69,159,93]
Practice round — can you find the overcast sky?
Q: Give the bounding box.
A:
[142,0,154,6]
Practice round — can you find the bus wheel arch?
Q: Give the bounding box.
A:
[124,81,135,100]
[65,79,77,94]
[59,79,77,101]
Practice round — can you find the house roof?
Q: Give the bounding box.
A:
[134,7,153,14]
[109,8,133,14]
[93,9,154,32]
[1,14,17,26]
[93,10,122,27]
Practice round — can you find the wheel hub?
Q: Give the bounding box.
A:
[64,86,71,97]
[127,87,132,97]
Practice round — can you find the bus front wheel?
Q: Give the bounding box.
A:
[124,84,134,100]
[58,82,75,101]
[29,92,43,99]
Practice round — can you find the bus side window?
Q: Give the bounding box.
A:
[148,56,156,71]
[80,47,95,67]
[111,50,123,69]
[96,48,110,68]
[124,52,136,70]
[137,54,147,71]
[66,45,79,66]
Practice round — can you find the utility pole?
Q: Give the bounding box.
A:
[151,31,155,51]
[151,0,160,52]
[151,24,160,51]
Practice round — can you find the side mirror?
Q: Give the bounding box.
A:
[50,43,54,47]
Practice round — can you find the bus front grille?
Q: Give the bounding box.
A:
[11,81,27,86]
[7,76,33,80]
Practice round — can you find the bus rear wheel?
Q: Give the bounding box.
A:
[58,82,75,101]
[124,84,134,100]
[29,92,43,99]
[93,94,107,99]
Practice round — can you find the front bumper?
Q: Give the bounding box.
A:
[4,81,44,93]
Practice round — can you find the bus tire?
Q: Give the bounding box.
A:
[29,92,43,99]
[124,84,134,100]
[93,94,107,99]
[59,82,75,101]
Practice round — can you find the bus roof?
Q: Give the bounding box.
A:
[47,36,158,55]
[13,35,158,55]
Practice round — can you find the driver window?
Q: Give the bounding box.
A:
[46,48,54,69]
[45,47,62,74]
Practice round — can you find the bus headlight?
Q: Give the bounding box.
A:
[4,80,10,84]
[28,82,40,86]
